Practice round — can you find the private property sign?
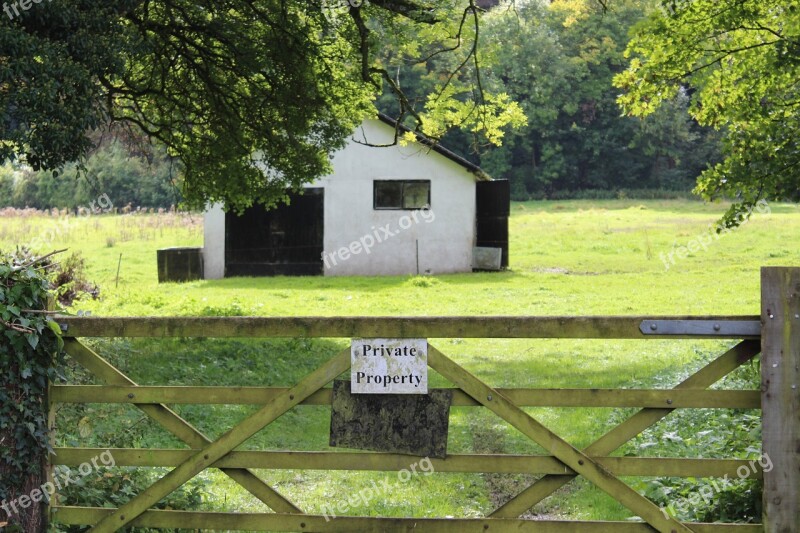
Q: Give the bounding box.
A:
[351,339,428,394]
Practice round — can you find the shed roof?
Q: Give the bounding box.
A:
[376,113,491,181]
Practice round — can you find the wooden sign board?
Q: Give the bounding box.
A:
[329,380,451,458]
[351,338,427,394]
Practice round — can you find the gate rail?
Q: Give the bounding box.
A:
[46,267,800,532]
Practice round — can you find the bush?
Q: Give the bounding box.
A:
[50,252,100,307]
[623,349,763,523]
[0,249,66,531]
[51,467,208,533]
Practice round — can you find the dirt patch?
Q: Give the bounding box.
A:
[531,267,570,275]
[530,267,601,276]
[468,415,570,520]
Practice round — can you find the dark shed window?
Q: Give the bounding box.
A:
[374,180,431,210]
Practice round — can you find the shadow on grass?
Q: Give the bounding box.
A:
[192,269,521,292]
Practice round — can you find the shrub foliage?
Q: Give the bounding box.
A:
[0,249,66,530]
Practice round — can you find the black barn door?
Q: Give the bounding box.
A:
[476,180,510,268]
[225,188,324,276]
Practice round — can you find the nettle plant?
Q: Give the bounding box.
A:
[0,250,66,521]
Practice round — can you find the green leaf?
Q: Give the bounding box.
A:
[46,320,62,336]
[78,417,93,439]
[26,334,39,350]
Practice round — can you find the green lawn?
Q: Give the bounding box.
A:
[4,199,793,317]
[2,199,794,527]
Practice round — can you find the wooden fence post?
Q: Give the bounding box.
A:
[761,267,800,532]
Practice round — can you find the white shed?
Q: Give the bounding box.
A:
[203,114,509,278]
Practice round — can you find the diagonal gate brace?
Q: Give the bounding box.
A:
[87,347,351,533]
[427,345,692,533]
[64,339,301,515]
[491,339,761,519]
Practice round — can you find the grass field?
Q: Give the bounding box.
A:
[4,199,794,316]
[2,199,795,527]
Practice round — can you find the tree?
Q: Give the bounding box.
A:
[615,0,800,225]
[473,0,718,198]
[7,142,181,209]
[0,164,14,204]
[1,0,523,211]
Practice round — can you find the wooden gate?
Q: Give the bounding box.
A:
[46,268,799,532]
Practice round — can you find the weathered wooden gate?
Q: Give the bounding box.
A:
[47,268,799,532]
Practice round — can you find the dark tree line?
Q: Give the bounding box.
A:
[0,134,181,210]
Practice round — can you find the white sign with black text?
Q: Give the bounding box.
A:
[351,339,428,394]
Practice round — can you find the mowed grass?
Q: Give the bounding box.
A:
[2,199,797,525]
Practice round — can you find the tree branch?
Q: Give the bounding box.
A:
[368,0,439,23]
[11,249,68,272]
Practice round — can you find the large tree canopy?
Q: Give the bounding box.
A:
[1,0,523,210]
[615,0,800,225]
[476,0,719,198]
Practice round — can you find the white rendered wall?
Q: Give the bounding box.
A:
[314,119,476,276]
[203,203,226,279]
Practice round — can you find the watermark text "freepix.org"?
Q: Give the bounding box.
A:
[1,450,116,518]
[4,0,52,21]
[660,453,772,519]
[321,456,434,521]
[322,205,435,270]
